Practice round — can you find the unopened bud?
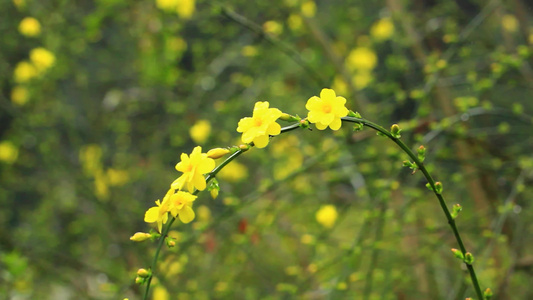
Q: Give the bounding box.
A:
[464,252,474,265]
[207,148,231,159]
[451,204,462,219]
[434,182,443,194]
[135,276,144,285]
[137,268,151,278]
[484,288,493,299]
[210,188,219,199]
[130,232,151,242]
[417,145,426,162]
[239,144,250,151]
[167,239,176,248]
[451,248,464,260]
[279,113,299,122]
[390,124,401,138]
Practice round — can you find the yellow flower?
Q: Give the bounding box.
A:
[156,0,179,11]
[370,18,395,41]
[29,48,56,72]
[106,168,129,186]
[301,1,316,18]
[144,190,172,232]
[0,141,19,164]
[19,17,41,37]
[176,0,195,19]
[236,101,282,148]
[306,88,348,130]
[217,160,248,182]
[316,204,338,228]
[189,119,211,144]
[263,21,283,36]
[346,47,377,71]
[171,146,215,192]
[168,191,197,223]
[153,286,169,300]
[13,61,37,83]
[11,86,29,106]
[502,14,518,32]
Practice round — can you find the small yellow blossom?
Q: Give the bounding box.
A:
[106,168,129,186]
[352,72,373,90]
[18,17,41,37]
[13,0,25,9]
[130,232,152,242]
[501,14,518,32]
[176,0,195,19]
[168,191,197,223]
[370,18,395,41]
[263,21,283,36]
[236,101,282,148]
[11,86,29,105]
[241,45,258,57]
[288,14,303,31]
[316,204,338,228]
[145,190,172,232]
[156,0,178,11]
[331,76,348,96]
[301,1,316,18]
[13,61,37,83]
[306,88,348,130]
[29,48,56,72]
[0,141,19,164]
[172,146,215,192]
[217,160,248,182]
[189,119,211,144]
[153,286,169,300]
[346,47,377,71]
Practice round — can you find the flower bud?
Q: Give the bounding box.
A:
[135,276,144,285]
[130,232,151,242]
[239,144,250,151]
[417,145,426,162]
[464,252,474,265]
[451,204,462,219]
[207,148,231,159]
[484,288,493,299]
[166,238,176,248]
[451,248,464,260]
[434,182,443,194]
[137,268,151,278]
[210,188,219,199]
[390,124,401,138]
[279,113,299,122]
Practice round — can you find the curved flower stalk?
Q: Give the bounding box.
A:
[133,89,486,300]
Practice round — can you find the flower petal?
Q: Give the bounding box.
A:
[320,88,336,101]
[179,206,195,223]
[253,134,270,148]
[329,118,342,130]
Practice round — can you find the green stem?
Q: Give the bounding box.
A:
[342,116,484,300]
[142,121,302,299]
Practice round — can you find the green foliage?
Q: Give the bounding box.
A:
[1,0,533,299]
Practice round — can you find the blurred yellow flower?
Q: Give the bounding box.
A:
[306,88,348,130]
[29,48,56,72]
[172,146,215,192]
[13,0,25,9]
[94,171,109,200]
[315,204,338,228]
[79,144,103,176]
[176,0,195,19]
[153,286,169,300]
[301,1,316,18]
[155,0,178,11]
[331,75,348,96]
[13,61,37,83]
[18,17,41,37]
[189,119,211,144]
[263,20,283,36]
[11,86,29,106]
[242,45,258,57]
[106,168,129,186]
[217,160,248,183]
[0,141,19,164]
[502,14,518,32]
[352,71,373,90]
[237,101,282,148]
[288,14,303,31]
[370,18,395,41]
[168,191,197,223]
[346,47,377,71]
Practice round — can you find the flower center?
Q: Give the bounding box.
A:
[322,103,332,113]
[186,164,194,172]
[254,118,263,127]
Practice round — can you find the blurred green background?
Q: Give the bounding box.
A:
[1,0,533,299]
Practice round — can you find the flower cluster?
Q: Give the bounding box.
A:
[141,89,349,234]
